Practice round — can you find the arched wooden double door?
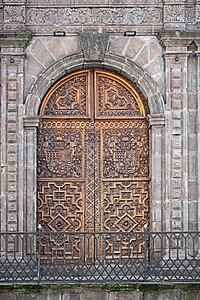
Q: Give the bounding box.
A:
[37,69,150,261]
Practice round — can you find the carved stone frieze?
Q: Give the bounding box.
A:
[186,5,195,24]
[27,0,162,5]
[26,7,162,26]
[196,5,200,22]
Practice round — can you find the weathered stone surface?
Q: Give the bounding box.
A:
[80,32,109,61]
[144,290,182,300]
[2,285,200,300]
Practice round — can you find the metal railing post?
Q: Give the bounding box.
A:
[37,228,42,282]
[144,225,148,280]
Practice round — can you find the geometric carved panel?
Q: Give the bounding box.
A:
[103,181,149,232]
[102,180,149,259]
[95,70,147,118]
[37,181,84,260]
[37,181,84,232]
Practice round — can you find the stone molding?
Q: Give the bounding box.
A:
[148,114,165,127]
[158,31,200,48]
[23,117,40,128]
[0,32,32,48]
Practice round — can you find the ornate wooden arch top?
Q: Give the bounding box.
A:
[39,69,149,118]
[37,69,150,262]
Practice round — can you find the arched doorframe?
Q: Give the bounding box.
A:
[24,52,165,233]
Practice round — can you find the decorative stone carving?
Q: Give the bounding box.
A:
[164,5,185,23]
[27,0,162,4]
[80,32,109,61]
[27,7,162,26]
[186,5,195,24]
[4,6,25,23]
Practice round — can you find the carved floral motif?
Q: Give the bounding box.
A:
[4,6,25,23]
[27,7,162,25]
[164,5,185,22]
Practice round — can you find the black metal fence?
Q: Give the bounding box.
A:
[0,231,200,283]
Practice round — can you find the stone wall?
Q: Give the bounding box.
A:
[1,283,200,300]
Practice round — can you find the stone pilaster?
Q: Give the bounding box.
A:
[158,31,200,233]
[0,33,31,237]
[149,115,165,232]
[165,52,188,232]
[197,50,200,233]
[23,117,39,232]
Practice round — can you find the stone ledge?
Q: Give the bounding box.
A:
[158,31,200,48]
[1,282,200,300]
[0,32,32,48]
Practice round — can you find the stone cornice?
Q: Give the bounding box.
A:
[158,31,200,48]
[0,32,32,48]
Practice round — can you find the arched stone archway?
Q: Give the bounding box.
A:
[24,53,165,235]
[25,53,164,116]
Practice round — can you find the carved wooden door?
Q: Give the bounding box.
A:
[37,69,149,261]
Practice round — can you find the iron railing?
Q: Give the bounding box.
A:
[0,231,200,283]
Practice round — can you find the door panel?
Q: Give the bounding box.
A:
[37,69,150,261]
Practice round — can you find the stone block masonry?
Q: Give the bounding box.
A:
[0,283,200,300]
